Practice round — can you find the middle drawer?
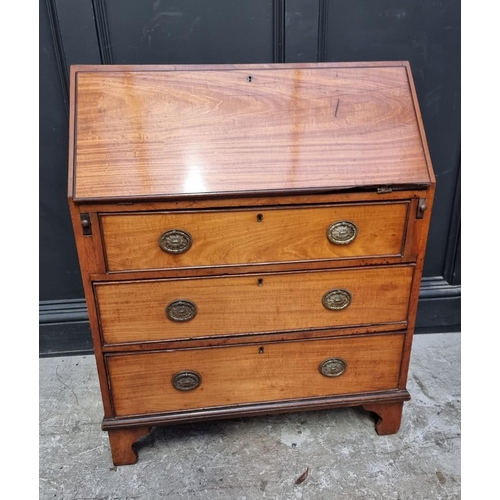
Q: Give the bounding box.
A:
[96,265,413,345]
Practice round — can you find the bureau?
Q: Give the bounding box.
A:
[67,62,435,466]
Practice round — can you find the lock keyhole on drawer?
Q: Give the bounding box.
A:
[257,214,263,222]
[259,347,264,354]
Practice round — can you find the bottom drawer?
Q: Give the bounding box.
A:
[107,334,404,417]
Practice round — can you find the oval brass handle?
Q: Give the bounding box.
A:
[158,229,193,254]
[166,300,197,322]
[327,221,358,245]
[319,358,347,377]
[322,289,352,311]
[172,371,201,391]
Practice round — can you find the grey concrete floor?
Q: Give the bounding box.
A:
[40,333,460,500]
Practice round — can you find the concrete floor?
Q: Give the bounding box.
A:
[39,333,460,499]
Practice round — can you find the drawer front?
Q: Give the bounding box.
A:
[101,203,409,272]
[96,266,413,344]
[107,334,404,416]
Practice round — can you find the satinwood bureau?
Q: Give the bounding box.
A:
[67,62,435,466]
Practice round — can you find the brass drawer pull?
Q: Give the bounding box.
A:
[322,289,352,310]
[327,221,358,245]
[319,358,347,377]
[172,371,201,391]
[158,229,193,254]
[166,300,197,322]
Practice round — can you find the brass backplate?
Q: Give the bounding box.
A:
[322,289,352,311]
[166,300,197,322]
[327,221,358,245]
[319,358,347,377]
[172,371,202,391]
[158,229,193,254]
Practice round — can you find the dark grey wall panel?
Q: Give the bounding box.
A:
[416,296,460,334]
[40,320,93,357]
[55,0,101,72]
[104,0,275,64]
[443,166,461,286]
[284,0,319,62]
[40,0,461,355]
[40,0,83,301]
[451,234,460,285]
[324,0,460,279]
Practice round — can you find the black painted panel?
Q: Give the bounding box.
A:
[55,0,101,72]
[451,232,461,285]
[325,0,460,278]
[415,296,460,333]
[40,321,93,357]
[285,0,319,62]
[443,167,461,286]
[105,0,274,64]
[39,0,461,355]
[40,0,83,301]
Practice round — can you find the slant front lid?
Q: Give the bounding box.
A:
[70,62,432,201]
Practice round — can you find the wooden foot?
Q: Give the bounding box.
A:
[362,402,404,435]
[107,427,151,466]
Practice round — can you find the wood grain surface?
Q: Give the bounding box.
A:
[72,63,431,201]
[107,333,404,416]
[101,202,408,271]
[107,427,150,466]
[66,62,437,458]
[96,266,413,344]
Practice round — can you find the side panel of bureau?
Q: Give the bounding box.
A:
[95,266,414,344]
[106,333,405,417]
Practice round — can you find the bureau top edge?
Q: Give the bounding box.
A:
[68,62,435,202]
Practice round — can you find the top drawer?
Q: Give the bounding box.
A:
[101,202,409,272]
